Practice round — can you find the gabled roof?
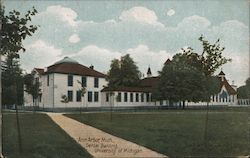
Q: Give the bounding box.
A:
[220,77,237,95]
[34,68,44,75]
[164,58,171,65]
[218,71,225,76]
[44,58,106,78]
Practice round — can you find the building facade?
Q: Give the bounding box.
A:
[24,57,238,109]
[24,57,107,109]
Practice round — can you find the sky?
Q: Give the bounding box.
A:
[3,0,250,86]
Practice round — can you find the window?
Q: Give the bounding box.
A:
[82,76,87,87]
[68,91,73,102]
[88,91,92,102]
[117,92,121,102]
[141,93,144,102]
[76,90,82,102]
[47,75,49,86]
[94,92,99,102]
[106,93,109,102]
[146,93,150,102]
[68,75,73,86]
[124,92,128,102]
[136,93,139,102]
[39,94,42,102]
[130,93,134,102]
[94,78,99,88]
[160,100,163,105]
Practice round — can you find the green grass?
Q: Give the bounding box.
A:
[3,113,92,158]
[66,108,250,157]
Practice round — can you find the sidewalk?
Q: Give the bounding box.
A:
[47,113,167,158]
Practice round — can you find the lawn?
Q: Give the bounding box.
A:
[66,108,250,157]
[3,113,92,158]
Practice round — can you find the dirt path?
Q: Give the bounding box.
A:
[47,113,167,158]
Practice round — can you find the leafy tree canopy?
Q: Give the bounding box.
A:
[1,5,38,56]
[23,72,41,104]
[157,36,228,106]
[107,54,141,87]
[238,78,250,99]
[2,55,23,105]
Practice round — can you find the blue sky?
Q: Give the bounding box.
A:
[4,0,250,86]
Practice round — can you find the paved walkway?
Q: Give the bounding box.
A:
[47,113,167,158]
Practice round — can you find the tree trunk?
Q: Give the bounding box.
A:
[32,97,35,114]
[0,54,4,157]
[182,101,185,109]
[204,102,209,156]
[15,104,22,153]
[14,80,22,153]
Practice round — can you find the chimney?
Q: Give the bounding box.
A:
[89,65,94,69]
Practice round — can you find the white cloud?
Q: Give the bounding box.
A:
[20,40,62,72]
[167,9,175,16]
[126,45,172,76]
[38,5,80,27]
[69,34,80,43]
[70,44,171,76]
[119,7,164,27]
[71,45,121,72]
[222,51,249,86]
[177,15,211,30]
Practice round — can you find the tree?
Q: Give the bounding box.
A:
[1,6,38,55]
[106,54,141,87]
[61,95,69,108]
[106,59,121,87]
[158,52,208,108]
[237,86,249,99]
[246,78,250,98]
[77,80,86,113]
[157,36,230,108]
[238,78,250,99]
[23,73,41,108]
[0,5,38,156]
[198,36,231,76]
[2,55,23,107]
[120,54,141,87]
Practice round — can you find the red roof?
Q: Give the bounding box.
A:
[101,86,151,93]
[219,77,237,95]
[34,68,44,75]
[140,77,159,88]
[101,77,159,92]
[44,63,106,78]
[164,58,171,65]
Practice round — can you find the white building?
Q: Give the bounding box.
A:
[24,57,107,110]
[24,57,238,110]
